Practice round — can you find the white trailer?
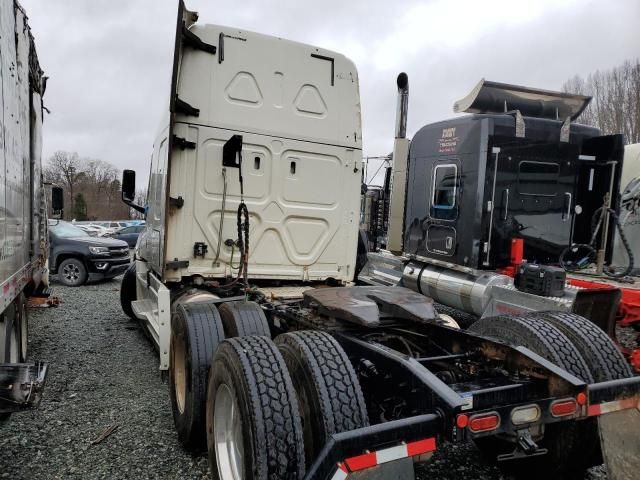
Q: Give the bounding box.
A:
[0,0,55,418]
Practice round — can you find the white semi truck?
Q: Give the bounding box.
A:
[120,2,640,479]
[0,0,61,420]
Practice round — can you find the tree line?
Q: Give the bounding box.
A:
[563,59,640,144]
[44,151,138,221]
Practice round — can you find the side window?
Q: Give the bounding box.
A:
[430,163,459,220]
[518,161,559,196]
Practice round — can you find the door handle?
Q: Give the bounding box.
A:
[502,189,509,220]
[563,192,572,221]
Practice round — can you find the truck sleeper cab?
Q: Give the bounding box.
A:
[120,2,640,479]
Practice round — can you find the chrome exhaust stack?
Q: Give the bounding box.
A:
[395,72,409,139]
[387,73,410,254]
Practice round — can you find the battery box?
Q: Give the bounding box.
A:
[515,264,566,297]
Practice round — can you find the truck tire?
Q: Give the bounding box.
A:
[468,314,597,479]
[206,335,305,480]
[276,331,369,466]
[170,302,225,451]
[120,263,137,319]
[536,311,633,381]
[1,302,19,364]
[57,258,87,287]
[0,303,20,424]
[219,301,270,338]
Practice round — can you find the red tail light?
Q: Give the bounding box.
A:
[551,399,577,417]
[468,413,500,433]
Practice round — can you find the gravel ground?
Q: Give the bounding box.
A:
[0,278,611,479]
[0,279,209,479]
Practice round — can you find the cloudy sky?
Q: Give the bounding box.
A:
[21,0,640,187]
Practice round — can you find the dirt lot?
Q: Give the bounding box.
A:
[0,279,609,479]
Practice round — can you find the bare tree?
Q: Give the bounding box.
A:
[44,152,132,220]
[44,151,84,219]
[563,59,640,144]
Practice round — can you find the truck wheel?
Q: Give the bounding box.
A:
[120,263,137,319]
[58,258,87,286]
[0,305,19,424]
[1,302,19,364]
[535,311,634,467]
[276,331,369,467]
[469,314,596,479]
[218,301,270,338]
[170,302,225,450]
[206,336,305,480]
[537,311,633,380]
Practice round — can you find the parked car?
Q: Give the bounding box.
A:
[107,224,144,247]
[48,220,131,286]
[75,224,105,237]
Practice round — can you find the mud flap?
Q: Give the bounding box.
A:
[0,362,48,414]
[599,409,640,480]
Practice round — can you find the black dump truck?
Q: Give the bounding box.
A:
[119,2,640,479]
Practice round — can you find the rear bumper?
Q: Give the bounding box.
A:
[587,376,640,416]
[304,375,640,479]
[0,362,48,414]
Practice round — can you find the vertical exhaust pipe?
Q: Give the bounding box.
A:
[387,73,410,254]
[395,72,409,139]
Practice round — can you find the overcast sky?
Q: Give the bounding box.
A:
[21,0,640,187]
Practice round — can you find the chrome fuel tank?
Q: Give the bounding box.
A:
[402,261,512,316]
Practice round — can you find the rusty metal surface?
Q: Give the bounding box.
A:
[303,286,437,327]
[599,409,640,480]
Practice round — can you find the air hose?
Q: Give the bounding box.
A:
[560,205,634,278]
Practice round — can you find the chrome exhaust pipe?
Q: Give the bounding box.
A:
[395,72,409,139]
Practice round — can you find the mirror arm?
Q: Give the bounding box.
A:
[122,197,146,214]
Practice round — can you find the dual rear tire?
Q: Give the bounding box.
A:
[167,298,368,479]
[469,311,633,479]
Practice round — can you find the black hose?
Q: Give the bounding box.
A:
[236,202,249,285]
[559,205,634,278]
[603,207,634,278]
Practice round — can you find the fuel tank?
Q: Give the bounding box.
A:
[402,261,512,316]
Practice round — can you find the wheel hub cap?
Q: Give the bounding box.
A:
[214,384,244,480]
[172,334,187,414]
[63,264,80,281]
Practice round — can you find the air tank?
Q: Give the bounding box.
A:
[402,261,512,317]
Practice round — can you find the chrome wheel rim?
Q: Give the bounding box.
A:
[62,264,81,282]
[214,384,244,480]
[172,334,187,414]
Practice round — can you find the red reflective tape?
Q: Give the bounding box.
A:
[588,404,601,416]
[344,451,377,472]
[406,437,436,456]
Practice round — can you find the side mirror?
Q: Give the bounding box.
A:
[122,169,136,202]
[51,187,64,212]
